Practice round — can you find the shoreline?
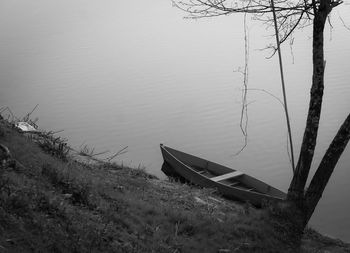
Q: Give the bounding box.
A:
[0,117,349,252]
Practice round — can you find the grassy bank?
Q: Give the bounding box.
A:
[0,118,349,253]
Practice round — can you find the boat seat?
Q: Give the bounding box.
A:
[211,171,243,182]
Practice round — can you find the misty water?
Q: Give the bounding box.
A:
[1,0,350,241]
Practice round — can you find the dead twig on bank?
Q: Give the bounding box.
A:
[107,146,128,162]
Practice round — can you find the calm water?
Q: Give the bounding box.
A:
[1,0,349,241]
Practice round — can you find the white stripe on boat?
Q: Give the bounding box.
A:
[211,171,244,182]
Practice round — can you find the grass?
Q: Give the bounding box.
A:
[0,118,349,253]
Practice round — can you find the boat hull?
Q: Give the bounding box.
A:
[160,144,286,206]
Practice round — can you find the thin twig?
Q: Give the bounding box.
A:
[23,104,39,122]
[246,88,284,107]
[107,146,128,162]
[339,15,350,30]
[90,150,110,157]
[235,11,250,156]
[0,107,19,122]
[271,0,295,172]
[50,129,65,135]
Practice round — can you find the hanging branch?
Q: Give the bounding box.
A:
[235,11,250,156]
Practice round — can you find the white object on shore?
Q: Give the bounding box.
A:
[15,122,38,133]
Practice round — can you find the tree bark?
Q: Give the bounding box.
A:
[303,113,350,224]
[287,0,332,203]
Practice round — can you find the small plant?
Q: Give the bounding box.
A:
[129,165,158,179]
[36,131,70,160]
[76,143,128,171]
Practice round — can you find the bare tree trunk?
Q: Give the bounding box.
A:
[303,113,350,224]
[287,0,331,203]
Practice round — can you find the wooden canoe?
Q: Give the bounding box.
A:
[160,144,286,206]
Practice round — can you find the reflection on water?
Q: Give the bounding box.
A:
[0,0,349,241]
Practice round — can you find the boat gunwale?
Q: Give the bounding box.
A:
[160,144,286,201]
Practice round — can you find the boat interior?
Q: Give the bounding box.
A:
[189,165,258,192]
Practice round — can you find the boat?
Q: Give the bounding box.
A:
[160,144,286,206]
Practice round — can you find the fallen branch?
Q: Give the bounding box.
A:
[107,146,128,162]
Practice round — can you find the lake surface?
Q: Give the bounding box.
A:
[1,0,349,241]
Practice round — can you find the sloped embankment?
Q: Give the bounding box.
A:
[0,119,349,253]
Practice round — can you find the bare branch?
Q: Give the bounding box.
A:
[339,15,350,30]
[172,0,341,44]
[23,104,39,122]
[235,12,250,156]
[246,88,284,107]
[107,146,129,162]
